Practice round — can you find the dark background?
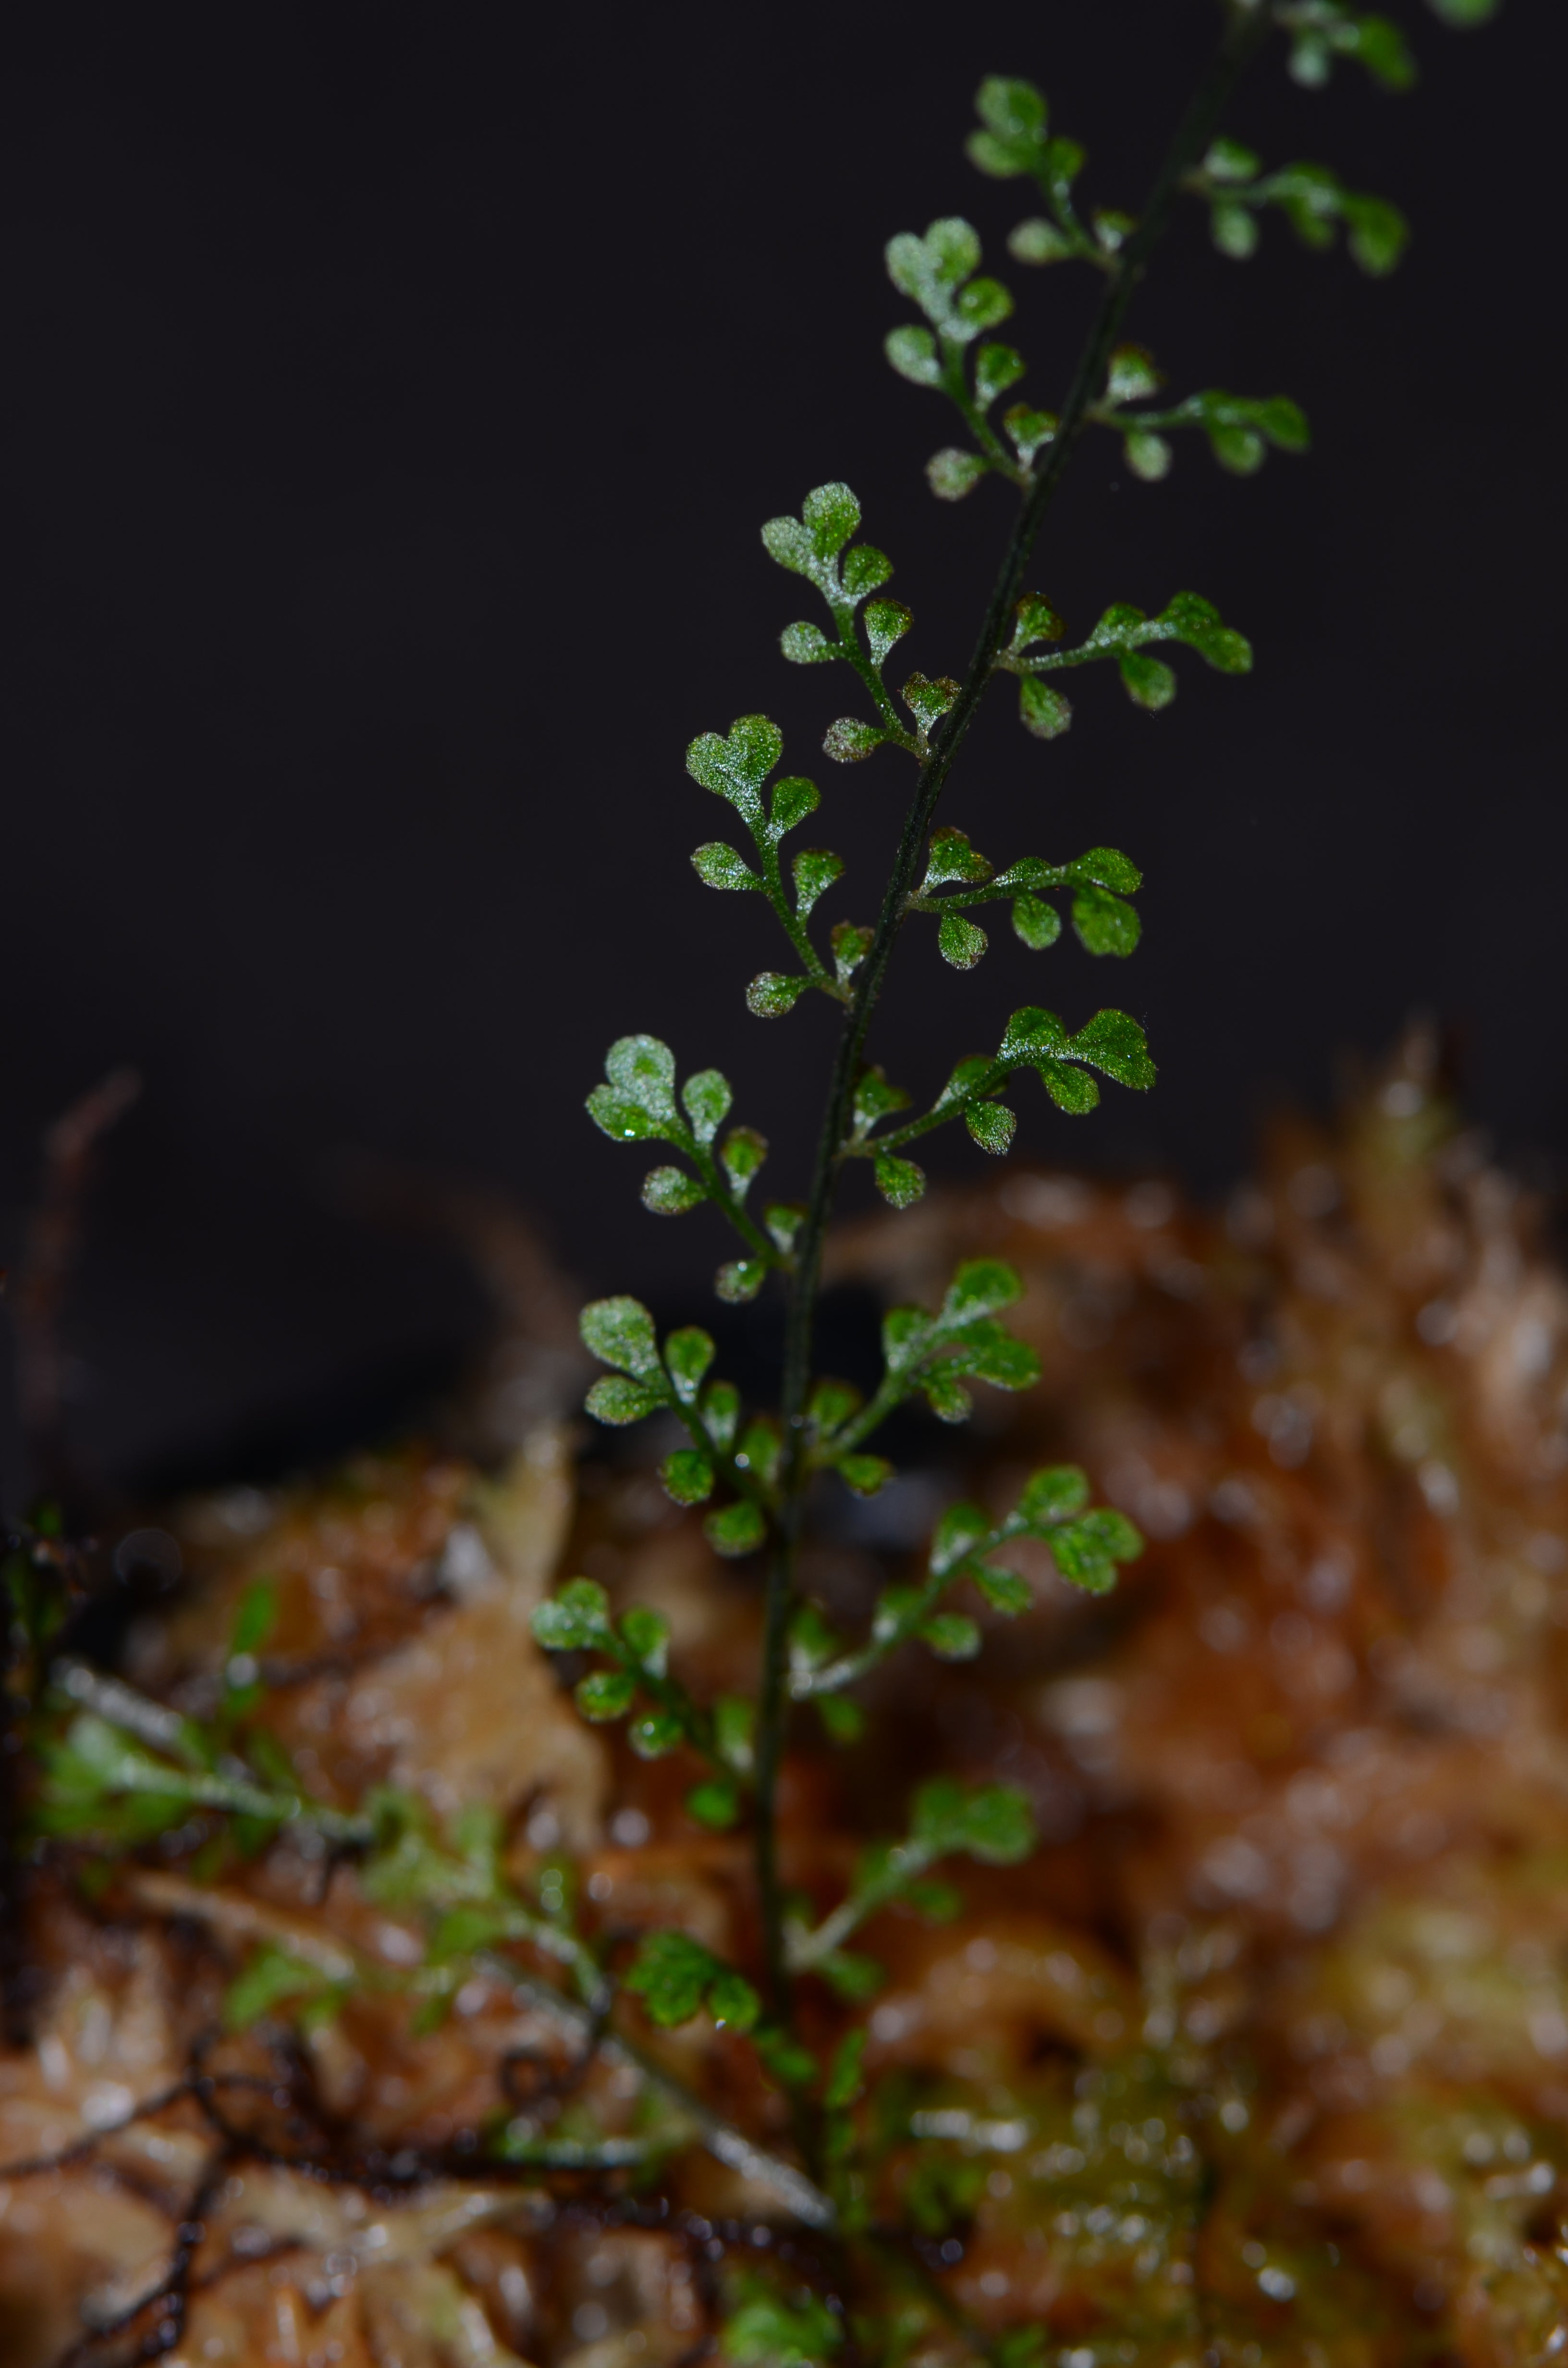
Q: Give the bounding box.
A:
[0,0,1559,1498]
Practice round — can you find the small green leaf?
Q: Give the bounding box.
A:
[686,1776,741,1829]
[972,1563,1032,1615]
[1003,403,1058,461]
[840,545,893,601]
[581,1295,662,1378]
[705,1500,768,1557]
[1071,885,1141,956]
[642,1165,706,1216]
[885,324,943,385]
[723,2286,843,2368]
[872,1585,923,1644]
[701,1379,741,1450]
[686,715,784,814]
[959,1784,1036,1863]
[604,1034,678,1123]
[793,847,844,917]
[819,1949,884,2001]
[1038,1060,1101,1114]
[620,1605,671,1672]
[852,1065,910,1134]
[1019,677,1073,739]
[1205,136,1261,181]
[1011,592,1066,652]
[863,600,912,666]
[1070,845,1142,892]
[1119,651,1177,710]
[714,1695,756,1772]
[770,775,821,835]
[1018,1465,1090,1526]
[1008,217,1075,264]
[532,1578,612,1651]
[789,1601,840,1674]
[660,1450,716,1506]
[837,1454,893,1496]
[1212,202,1261,259]
[998,1004,1067,1061]
[576,1667,637,1722]
[692,841,760,892]
[1161,591,1252,673]
[627,1929,756,2028]
[824,717,888,764]
[663,1326,715,1404]
[224,1945,331,2033]
[965,1100,1016,1155]
[902,673,960,733]
[874,1154,927,1210]
[1343,192,1409,275]
[1012,893,1061,950]
[937,911,987,970]
[1049,1506,1143,1593]
[940,1058,1003,1121]
[747,971,808,1018]
[708,1967,763,2030]
[801,480,862,559]
[1257,395,1310,451]
[628,1711,686,1758]
[765,1201,806,1254]
[954,275,1013,335]
[927,447,989,502]
[967,74,1048,176]
[931,1501,991,1576]
[882,1304,931,1370]
[780,620,834,665]
[817,1693,865,1745]
[921,1613,981,1661]
[1211,423,1265,474]
[1070,1007,1156,1089]
[229,1581,278,1661]
[682,1069,732,1143]
[1125,429,1172,481]
[823,2028,868,2112]
[585,1374,661,1426]
[974,341,1026,407]
[586,1087,658,1142]
[1105,343,1164,404]
[922,826,992,888]
[720,1125,767,1194]
[942,1258,1023,1324]
[755,2026,822,2088]
[809,1376,862,1433]
[946,1324,1039,1390]
[716,1260,768,1305]
[832,921,874,986]
[886,215,980,305]
[923,1372,974,1423]
[736,1418,782,1491]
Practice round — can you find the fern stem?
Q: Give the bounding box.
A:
[752,1,1271,2015]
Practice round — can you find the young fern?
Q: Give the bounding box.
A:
[530,3,1490,2074]
[24,0,1499,2325]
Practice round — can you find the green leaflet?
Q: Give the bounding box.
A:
[1188,143,1410,277]
[626,1928,761,2032]
[723,2284,842,2368]
[1093,349,1311,479]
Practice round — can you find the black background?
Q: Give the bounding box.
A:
[0,0,1559,1497]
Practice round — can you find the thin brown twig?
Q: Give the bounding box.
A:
[12,1066,142,1500]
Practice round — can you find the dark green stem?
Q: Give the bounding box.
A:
[751,2,1270,2016]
